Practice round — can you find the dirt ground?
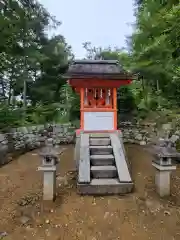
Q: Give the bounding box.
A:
[1,144,180,240]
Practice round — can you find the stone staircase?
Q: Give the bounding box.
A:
[77,133,133,195]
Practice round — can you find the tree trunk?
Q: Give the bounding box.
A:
[7,81,12,106]
[141,77,148,106]
[23,79,27,113]
[156,79,161,108]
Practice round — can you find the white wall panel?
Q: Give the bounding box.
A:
[84,112,114,131]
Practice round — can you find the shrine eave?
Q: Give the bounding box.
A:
[68,78,132,88]
[66,73,134,80]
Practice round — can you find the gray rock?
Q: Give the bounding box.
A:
[9,128,17,133]
[0,134,5,142]
[0,144,8,152]
[162,123,172,131]
[26,126,33,133]
[175,130,180,135]
[20,216,31,225]
[169,135,179,143]
[31,126,37,131]
[18,127,28,134]
[140,140,146,146]
[135,133,143,141]
[0,232,8,237]
[36,125,44,131]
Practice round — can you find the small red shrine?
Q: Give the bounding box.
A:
[67,60,134,133]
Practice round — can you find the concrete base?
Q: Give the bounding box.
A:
[38,166,56,201]
[152,162,176,197]
[78,179,133,195]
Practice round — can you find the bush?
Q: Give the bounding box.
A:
[0,104,24,131]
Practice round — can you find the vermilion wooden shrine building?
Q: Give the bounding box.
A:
[66,60,134,195]
[67,60,133,132]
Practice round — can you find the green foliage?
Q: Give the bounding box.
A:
[26,104,60,124]
[0,0,75,129]
[0,0,179,130]
[0,103,24,130]
[131,0,180,108]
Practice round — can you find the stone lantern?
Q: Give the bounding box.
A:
[152,142,177,197]
[38,138,59,201]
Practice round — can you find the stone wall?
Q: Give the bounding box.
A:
[120,122,157,145]
[0,120,177,167]
[0,124,75,166]
[120,121,180,146]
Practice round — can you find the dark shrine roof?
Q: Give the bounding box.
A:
[66,60,134,80]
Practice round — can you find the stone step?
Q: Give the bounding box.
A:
[90,145,113,155]
[89,133,110,138]
[91,165,117,178]
[90,138,110,146]
[90,154,115,166]
[77,178,133,195]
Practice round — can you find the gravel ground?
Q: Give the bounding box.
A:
[0,144,180,240]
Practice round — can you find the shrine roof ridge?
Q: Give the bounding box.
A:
[72,60,119,65]
[65,59,136,79]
